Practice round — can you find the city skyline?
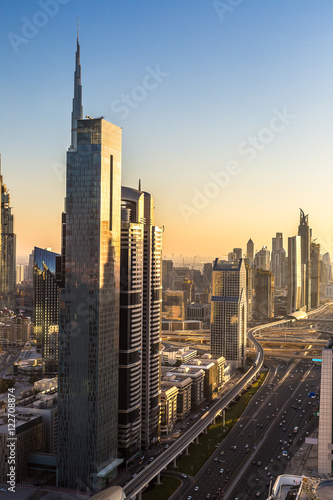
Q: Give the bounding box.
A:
[2,1,333,261]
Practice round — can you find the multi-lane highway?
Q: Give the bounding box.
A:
[174,357,320,500]
[226,359,321,499]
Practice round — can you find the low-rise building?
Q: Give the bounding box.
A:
[181,354,225,400]
[161,374,192,420]
[168,366,205,405]
[162,346,197,366]
[33,377,58,393]
[17,394,58,454]
[160,385,178,434]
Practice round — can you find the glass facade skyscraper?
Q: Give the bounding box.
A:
[210,259,247,368]
[34,246,61,375]
[57,117,122,492]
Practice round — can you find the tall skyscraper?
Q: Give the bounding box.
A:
[210,259,247,368]
[271,232,286,288]
[162,259,173,290]
[246,238,254,260]
[118,188,144,462]
[310,242,320,309]
[70,23,83,151]
[141,191,163,449]
[34,247,61,375]
[119,186,163,456]
[254,246,270,271]
[58,35,122,491]
[0,158,16,311]
[253,269,274,321]
[245,262,253,322]
[287,236,302,313]
[203,262,213,290]
[298,209,311,310]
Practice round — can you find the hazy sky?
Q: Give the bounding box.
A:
[1,0,333,261]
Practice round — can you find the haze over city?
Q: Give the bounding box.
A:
[1,0,333,260]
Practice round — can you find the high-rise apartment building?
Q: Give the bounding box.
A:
[118,186,163,458]
[119,188,143,462]
[210,259,247,368]
[34,247,61,375]
[253,269,274,321]
[298,209,311,310]
[0,158,16,311]
[57,34,122,491]
[254,246,270,271]
[271,232,286,288]
[141,192,163,449]
[287,236,302,313]
[318,338,333,474]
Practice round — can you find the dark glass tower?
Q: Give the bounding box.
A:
[57,34,122,492]
[34,246,61,375]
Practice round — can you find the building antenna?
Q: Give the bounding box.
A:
[139,179,141,191]
[77,17,79,41]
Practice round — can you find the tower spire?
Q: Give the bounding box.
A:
[70,19,83,150]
